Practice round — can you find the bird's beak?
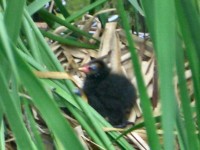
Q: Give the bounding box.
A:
[78,65,90,73]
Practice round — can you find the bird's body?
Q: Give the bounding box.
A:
[80,59,136,127]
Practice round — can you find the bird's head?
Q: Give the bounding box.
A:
[79,59,110,78]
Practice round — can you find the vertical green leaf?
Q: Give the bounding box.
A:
[23,100,45,150]
[22,18,42,63]
[0,105,5,150]
[0,72,37,150]
[175,0,200,133]
[140,0,155,41]
[116,0,161,149]
[4,0,26,43]
[175,32,200,150]
[154,0,177,149]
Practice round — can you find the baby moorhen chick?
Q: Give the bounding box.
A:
[79,59,137,128]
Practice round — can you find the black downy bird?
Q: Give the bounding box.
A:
[79,59,137,128]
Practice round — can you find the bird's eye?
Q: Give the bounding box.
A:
[89,64,98,71]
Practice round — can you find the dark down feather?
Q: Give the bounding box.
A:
[79,59,137,127]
